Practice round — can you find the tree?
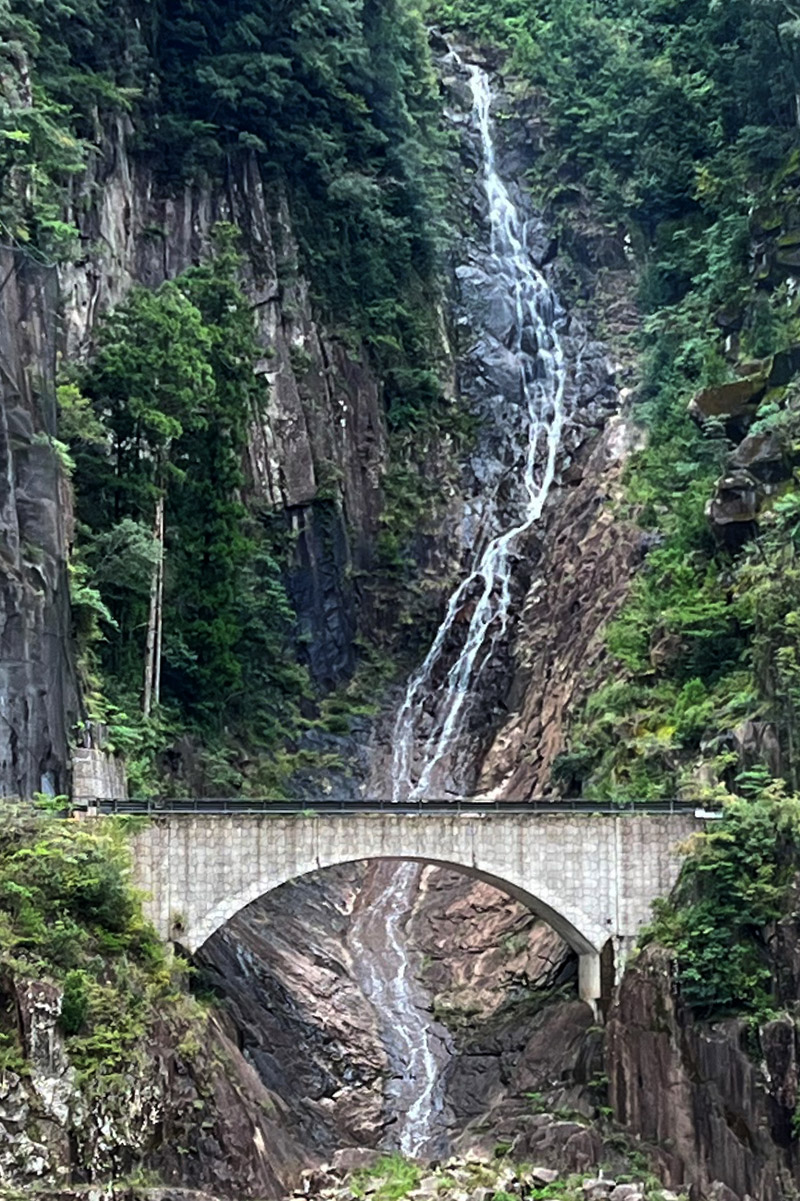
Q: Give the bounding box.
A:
[76,282,215,705]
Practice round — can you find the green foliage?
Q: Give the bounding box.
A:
[0,807,178,1077]
[67,231,312,791]
[168,0,452,429]
[3,0,449,425]
[645,787,800,1018]
[351,1155,421,1201]
[736,483,800,789]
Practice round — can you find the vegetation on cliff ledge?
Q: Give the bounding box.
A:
[645,787,800,1018]
[66,229,311,795]
[0,805,178,1078]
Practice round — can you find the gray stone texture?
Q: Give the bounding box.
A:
[0,249,78,798]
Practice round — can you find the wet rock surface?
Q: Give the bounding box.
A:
[476,416,645,797]
[195,865,389,1153]
[197,858,590,1164]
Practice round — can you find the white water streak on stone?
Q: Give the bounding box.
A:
[348,862,445,1158]
[391,63,569,803]
[362,59,572,1156]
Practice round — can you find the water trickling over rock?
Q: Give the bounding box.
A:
[391,60,571,803]
[347,862,452,1158]
[354,55,576,1154]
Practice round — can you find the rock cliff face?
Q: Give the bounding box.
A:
[0,249,77,799]
[608,944,800,1201]
[0,973,304,1198]
[197,861,583,1158]
[0,127,396,800]
[195,865,389,1154]
[62,139,390,692]
[477,416,644,797]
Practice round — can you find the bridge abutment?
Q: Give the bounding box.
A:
[578,951,602,1012]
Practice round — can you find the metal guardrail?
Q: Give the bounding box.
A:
[83,796,719,818]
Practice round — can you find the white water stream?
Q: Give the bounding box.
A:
[350,59,572,1158]
[348,862,449,1158]
[391,63,568,802]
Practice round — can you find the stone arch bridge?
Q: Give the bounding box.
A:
[114,799,711,1009]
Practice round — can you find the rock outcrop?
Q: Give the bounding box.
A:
[608,945,800,1201]
[476,416,645,797]
[0,971,304,1199]
[195,865,390,1153]
[0,128,396,800]
[0,249,77,799]
[62,141,389,691]
[197,860,586,1160]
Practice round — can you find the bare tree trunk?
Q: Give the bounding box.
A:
[153,495,165,711]
[143,494,165,718]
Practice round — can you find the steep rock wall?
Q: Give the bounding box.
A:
[478,416,645,797]
[0,118,401,802]
[0,974,304,1198]
[196,862,580,1157]
[0,249,77,799]
[608,945,800,1201]
[61,130,388,691]
[195,865,389,1154]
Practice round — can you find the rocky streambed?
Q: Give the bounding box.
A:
[34,1151,683,1201]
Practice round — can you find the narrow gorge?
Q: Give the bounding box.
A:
[3,2,800,1201]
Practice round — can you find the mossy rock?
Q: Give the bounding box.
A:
[776,246,800,269]
[690,374,768,421]
[777,228,800,248]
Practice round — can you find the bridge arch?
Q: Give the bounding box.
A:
[190,854,610,1010]
[129,810,702,1011]
[196,854,608,955]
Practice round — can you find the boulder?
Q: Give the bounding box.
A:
[731,719,782,778]
[583,1179,616,1199]
[729,429,790,486]
[706,472,759,550]
[468,1188,493,1201]
[766,345,800,387]
[707,1184,741,1201]
[689,374,767,422]
[331,1148,384,1175]
[532,1167,560,1185]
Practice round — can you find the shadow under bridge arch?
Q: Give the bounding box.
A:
[184,855,610,1008]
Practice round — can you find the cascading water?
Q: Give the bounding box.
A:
[347,862,451,1158]
[392,60,570,803]
[353,56,574,1157]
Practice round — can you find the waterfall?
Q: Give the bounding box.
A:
[390,62,570,803]
[347,862,450,1159]
[357,58,573,1157]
